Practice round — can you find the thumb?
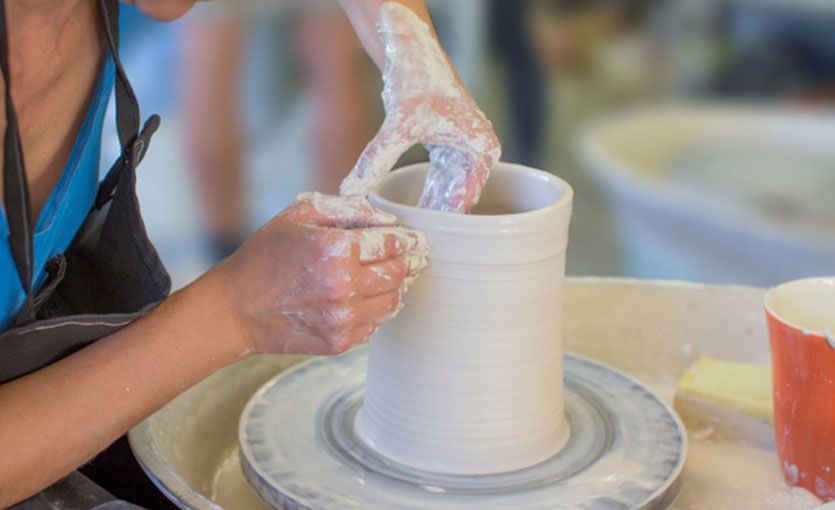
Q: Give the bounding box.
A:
[290,192,398,229]
[340,125,413,198]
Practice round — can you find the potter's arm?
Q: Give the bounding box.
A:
[337,0,434,70]
[337,0,501,213]
[0,195,428,507]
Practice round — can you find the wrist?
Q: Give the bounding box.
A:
[183,267,254,363]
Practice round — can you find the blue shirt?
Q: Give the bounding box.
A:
[0,56,115,331]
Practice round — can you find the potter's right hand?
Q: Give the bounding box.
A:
[338,3,501,214]
[212,192,429,355]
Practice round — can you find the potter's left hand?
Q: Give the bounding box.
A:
[211,192,428,356]
[339,3,501,213]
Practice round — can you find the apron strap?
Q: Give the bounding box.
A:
[95,0,160,209]
[99,0,139,151]
[0,0,160,327]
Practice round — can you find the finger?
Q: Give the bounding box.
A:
[293,192,397,228]
[323,290,401,352]
[352,227,430,264]
[329,321,385,354]
[359,252,429,297]
[402,252,429,285]
[417,146,485,213]
[353,289,403,326]
[419,124,501,213]
[340,125,413,198]
[353,321,384,344]
[358,258,406,296]
[319,288,401,336]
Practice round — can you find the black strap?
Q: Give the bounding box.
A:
[95,0,160,209]
[0,0,160,327]
[98,0,146,154]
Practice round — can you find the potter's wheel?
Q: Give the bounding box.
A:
[239,346,686,510]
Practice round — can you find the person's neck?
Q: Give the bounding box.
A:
[8,1,89,50]
[10,0,84,15]
[7,0,87,27]
[6,0,98,90]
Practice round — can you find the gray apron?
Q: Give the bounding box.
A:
[1,1,175,508]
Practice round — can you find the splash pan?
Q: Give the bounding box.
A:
[239,346,686,510]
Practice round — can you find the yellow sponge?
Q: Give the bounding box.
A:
[674,357,774,447]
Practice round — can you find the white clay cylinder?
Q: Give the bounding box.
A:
[357,162,573,475]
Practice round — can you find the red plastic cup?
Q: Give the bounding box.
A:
[765,277,835,501]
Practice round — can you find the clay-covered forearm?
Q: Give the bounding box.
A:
[336,0,435,69]
[0,274,245,507]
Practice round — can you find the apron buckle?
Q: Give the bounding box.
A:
[130,114,160,167]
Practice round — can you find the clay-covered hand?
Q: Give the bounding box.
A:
[213,192,429,355]
[339,3,501,213]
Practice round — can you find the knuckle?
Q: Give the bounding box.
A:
[286,199,315,218]
[316,231,352,258]
[389,290,403,309]
[390,259,407,283]
[322,307,353,332]
[326,332,354,354]
[322,279,352,301]
[313,232,335,250]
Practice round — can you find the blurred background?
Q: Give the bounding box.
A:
[107,0,835,289]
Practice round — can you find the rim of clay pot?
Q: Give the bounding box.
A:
[368,162,573,234]
[765,276,835,340]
